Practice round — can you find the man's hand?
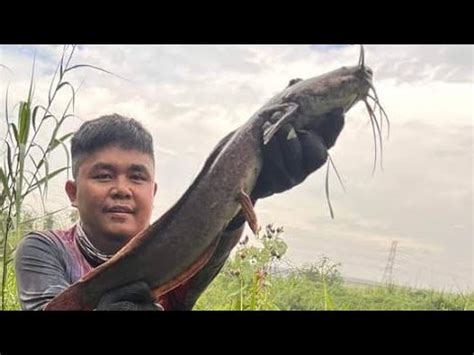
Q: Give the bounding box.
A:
[95,280,163,311]
[252,107,345,200]
[173,109,344,308]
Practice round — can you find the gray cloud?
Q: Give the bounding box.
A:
[1,45,472,291]
[367,45,474,84]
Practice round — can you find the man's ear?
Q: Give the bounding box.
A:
[65,180,78,207]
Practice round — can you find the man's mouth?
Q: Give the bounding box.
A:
[104,205,135,214]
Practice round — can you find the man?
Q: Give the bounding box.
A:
[15,109,344,310]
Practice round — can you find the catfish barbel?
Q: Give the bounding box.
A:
[45,45,388,310]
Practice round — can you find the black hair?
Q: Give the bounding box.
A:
[71,113,154,178]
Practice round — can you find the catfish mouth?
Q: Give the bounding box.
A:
[315,48,389,220]
[344,94,362,113]
[344,66,373,112]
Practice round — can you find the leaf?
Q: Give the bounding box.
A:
[27,52,36,105]
[18,101,31,145]
[56,81,76,106]
[48,61,61,103]
[0,191,6,208]
[29,143,47,171]
[4,84,11,132]
[64,45,76,69]
[6,144,14,184]
[48,132,73,153]
[20,207,68,226]
[23,169,41,194]
[0,167,11,202]
[0,63,13,74]
[65,64,130,82]
[33,104,56,122]
[10,123,19,146]
[31,105,40,133]
[21,166,68,199]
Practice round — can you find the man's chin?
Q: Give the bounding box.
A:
[102,225,137,243]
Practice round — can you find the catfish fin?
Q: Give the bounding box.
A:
[237,189,259,235]
[262,102,299,145]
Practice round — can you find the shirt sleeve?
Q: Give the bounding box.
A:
[15,233,71,310]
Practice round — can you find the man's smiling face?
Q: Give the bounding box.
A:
[65,145,157,253]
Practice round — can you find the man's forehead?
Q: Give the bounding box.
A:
[81,146,154,170]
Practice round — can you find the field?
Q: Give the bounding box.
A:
[1,46,472,311]
[3,223,472,311]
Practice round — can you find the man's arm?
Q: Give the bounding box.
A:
[15,234,71,310]
[16,233,163,311]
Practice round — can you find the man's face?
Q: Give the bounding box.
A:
[65,145,157,251]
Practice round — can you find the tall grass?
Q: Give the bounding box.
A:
[0,45,114,309]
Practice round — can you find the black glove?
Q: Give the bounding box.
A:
[252,107,345,200]
[95,280,163,311]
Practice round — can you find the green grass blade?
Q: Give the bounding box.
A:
[0,64,13,74]
[18,101,31,145]
[10,123,19,147]
[48,132,73,154]
[20,207,68,226]
[21,166,68,199]
[27,52,36,105]
[6,144,14,185]
[0,167,11,202]
[47,61,61,104]
[65,64,130,82]
[31,105,40,133]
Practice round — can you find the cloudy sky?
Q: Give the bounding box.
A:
[1,45,472,291]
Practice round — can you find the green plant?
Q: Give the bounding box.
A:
[196,236,473,310]
[0,45,114,309]
[198,224,288,310]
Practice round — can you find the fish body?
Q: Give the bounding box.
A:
[45,50,379,310]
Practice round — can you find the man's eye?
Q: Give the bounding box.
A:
[94,174,112,180]
[131,174,146,181]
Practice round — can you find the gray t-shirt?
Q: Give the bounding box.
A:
[15,226,94,310]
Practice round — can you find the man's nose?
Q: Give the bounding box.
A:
[110,177,132,199]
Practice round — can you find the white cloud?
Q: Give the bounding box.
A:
[1,44,472,291]
[365,45,474,84]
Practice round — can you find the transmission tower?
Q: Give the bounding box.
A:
[382,241,398,286]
